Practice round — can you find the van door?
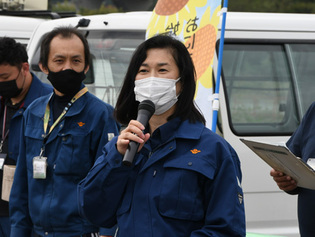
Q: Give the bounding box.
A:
[219,40,315,236]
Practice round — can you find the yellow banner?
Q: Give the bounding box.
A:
[146,0,222,128]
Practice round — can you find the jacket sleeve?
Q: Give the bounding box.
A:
[87,103,120,234]
[78,137,133,228]
[10,114,33,237]
[90,104,120,161]
[191,142,246,237]
[285,103,315,195]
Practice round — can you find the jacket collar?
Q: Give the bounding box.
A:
[144,118,205,151]
[156,117,204,142]
[174,119,204,140]
[22,73,44,108]
[29,85,88,119]
[138,118,205,170]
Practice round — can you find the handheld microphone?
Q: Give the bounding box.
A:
[122,100,155,166]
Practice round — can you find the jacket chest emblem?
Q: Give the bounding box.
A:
[77,122,85,127]
[190,149,201,154]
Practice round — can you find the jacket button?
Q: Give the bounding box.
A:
[188,162,193,166]
[153,170,157,177]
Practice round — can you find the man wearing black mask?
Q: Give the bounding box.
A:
[9,27,119,237]
[0,37,52,237]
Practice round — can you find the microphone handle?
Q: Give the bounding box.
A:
[122,104,154,167]
[122,141,139,166]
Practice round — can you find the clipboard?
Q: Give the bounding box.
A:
[240,138,315,190]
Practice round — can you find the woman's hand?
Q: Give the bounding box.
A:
[116,120,150,155]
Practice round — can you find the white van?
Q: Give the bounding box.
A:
[0,15,47,46]
[0,10,77,46]
[26,11,315,236]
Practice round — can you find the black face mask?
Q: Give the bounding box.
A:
[0,79,23,99]
[47,69,86,96]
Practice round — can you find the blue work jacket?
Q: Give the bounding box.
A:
[10,87,119,237]
[286,102,315,237]
[1,73,52,162]
[79,118,246,237]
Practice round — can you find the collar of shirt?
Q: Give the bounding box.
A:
[146,117,181,152]
[4,98,23,110]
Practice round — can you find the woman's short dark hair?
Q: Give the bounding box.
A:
[39,27,90,70]
[115,34,205,125]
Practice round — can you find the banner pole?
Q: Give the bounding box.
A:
[211,0,228,132]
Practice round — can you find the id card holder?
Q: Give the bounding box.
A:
[0,153,7,170]
[33,156,47,179]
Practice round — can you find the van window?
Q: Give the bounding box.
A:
[86,30,145,105]
[289,44,315,113]
[222,42,315,135]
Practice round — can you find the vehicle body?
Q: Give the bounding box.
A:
[0,15,47,45]
[26,11,315,236]
[0,9,78,46]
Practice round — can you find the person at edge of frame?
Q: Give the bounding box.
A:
[271,101,315,237]
[0,37,53,237]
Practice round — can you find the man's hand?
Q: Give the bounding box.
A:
[270,168,297,192]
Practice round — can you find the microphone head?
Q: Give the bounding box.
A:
[138,100,155,116]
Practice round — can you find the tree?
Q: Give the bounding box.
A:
[51,0,121,15]
[228,0,315,13]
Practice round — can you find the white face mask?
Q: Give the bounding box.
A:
[134,77,180,115]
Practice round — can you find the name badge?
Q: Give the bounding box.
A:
[33,156,47,179]
[0,153,7,170]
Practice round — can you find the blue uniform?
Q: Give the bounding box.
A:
[79,118,245,237]
[286,102,315,237]
[2,73,52,163]
[10,86,119,237]
[0,74,52,235]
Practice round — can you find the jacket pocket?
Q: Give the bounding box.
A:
[53,131,92,177]
[159,155,216,221]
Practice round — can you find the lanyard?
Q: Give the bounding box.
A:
[43,87,88,140]
[0,100,24,153]
[0,105,9,153]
